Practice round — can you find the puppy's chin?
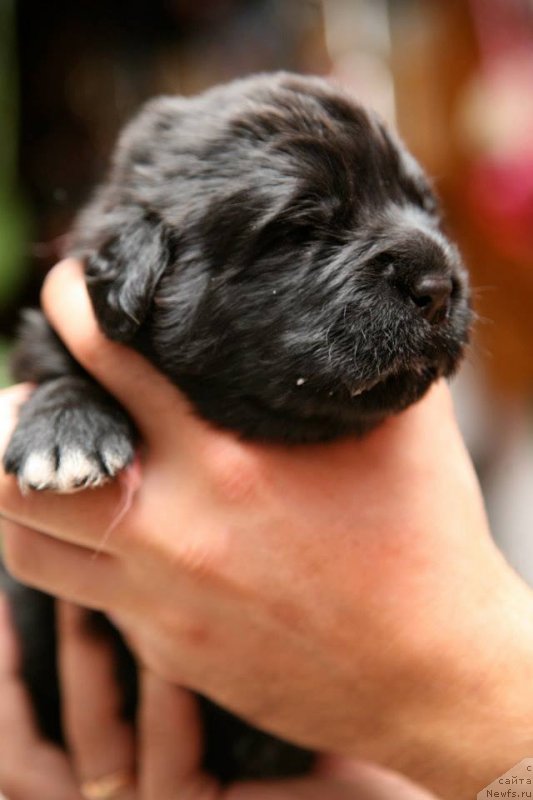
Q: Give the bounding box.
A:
[334,303,472,422]
[288,344,466,436]
[296,366,435,424]
[344,365,441,416]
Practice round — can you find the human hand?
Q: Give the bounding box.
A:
[0,594,437,800]
[1,260,532,799]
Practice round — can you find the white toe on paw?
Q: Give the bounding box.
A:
[55,449,107,492]
[100,448,129,477]
[19,451,56,491]
[18,448,110,493]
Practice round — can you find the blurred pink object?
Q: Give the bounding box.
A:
[461,0,533,261]
[467,154,533,263]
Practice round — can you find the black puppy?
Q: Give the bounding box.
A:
[2,73,471,780]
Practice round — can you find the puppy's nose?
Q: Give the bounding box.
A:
[407,274,453,324]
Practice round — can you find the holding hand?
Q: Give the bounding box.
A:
[0,595,436,800]
[0,260,532,798]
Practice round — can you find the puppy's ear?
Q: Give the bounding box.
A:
[84,213,169,343]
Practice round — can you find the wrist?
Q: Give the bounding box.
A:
[381,549,533,799]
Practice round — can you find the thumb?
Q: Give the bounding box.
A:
[41,259,206,447]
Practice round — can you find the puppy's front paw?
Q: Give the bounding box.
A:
[4,416,134,493]
[3,383,135,493]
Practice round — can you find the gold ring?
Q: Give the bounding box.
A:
[80,768,134,799]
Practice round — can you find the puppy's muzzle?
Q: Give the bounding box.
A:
[370,233,464,326]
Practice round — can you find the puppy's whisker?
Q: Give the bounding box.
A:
[469,284,498,296]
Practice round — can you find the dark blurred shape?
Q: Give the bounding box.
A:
[8,0,327,334]
[0,0,27,330]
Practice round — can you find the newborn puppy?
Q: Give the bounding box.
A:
[2,73,471,779]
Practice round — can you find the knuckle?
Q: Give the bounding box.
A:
[135,612,210,684]
[179,615,211,649]
[160,606,212,651]
[127,510,227,582]
[202,438,264,504]
[178,539,221,580]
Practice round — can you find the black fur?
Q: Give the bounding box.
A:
[1,73,471,780]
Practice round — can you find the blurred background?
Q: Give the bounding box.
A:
[1,0,532,581]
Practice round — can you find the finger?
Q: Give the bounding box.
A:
[317,757,439,799]
[0,595,84,800]
[228,778,376,800]
[57,602,136,794]
[0,593,41,747]
[42,259,204,448]
[230,775,437,800]
[2,521,127,611]
[0,471,138,555]
[138,672,216,800]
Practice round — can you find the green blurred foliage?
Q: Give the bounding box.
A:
[0,339,12,387]
[0,0,28,385]
[0,0,28,298]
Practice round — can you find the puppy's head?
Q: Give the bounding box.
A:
[78,73,471,439]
